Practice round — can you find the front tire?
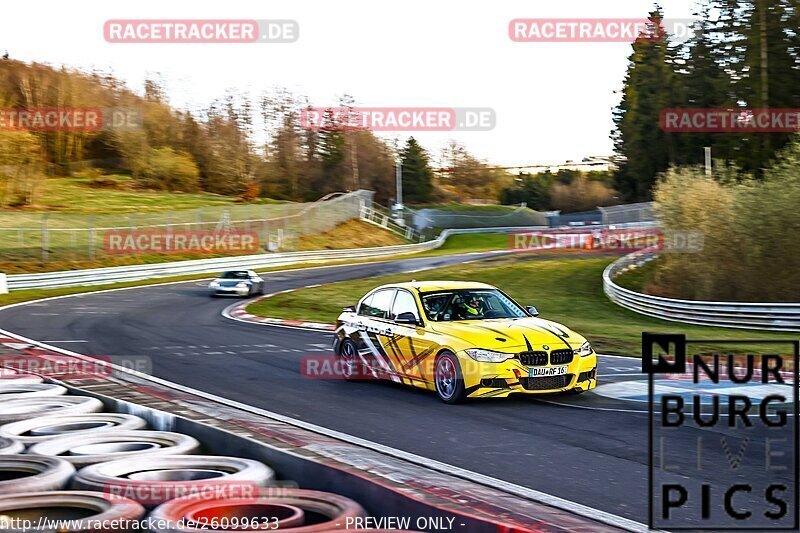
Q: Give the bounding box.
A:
[434,352,466,404]
[338,339,360,382]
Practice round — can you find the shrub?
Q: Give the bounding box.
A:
[550,176,618,212]
[0,131,44,207]
[237,182,260,203]
[137,148,200,192]
[652,136,800,301]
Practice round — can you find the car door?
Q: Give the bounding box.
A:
[354,288,402,382]
[385,289,439,387]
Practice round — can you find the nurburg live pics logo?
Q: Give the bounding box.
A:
[643,333,799,530]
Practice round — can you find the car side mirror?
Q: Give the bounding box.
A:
[525,306,539,317]
[395,312,419,326]
[343,306,355,313]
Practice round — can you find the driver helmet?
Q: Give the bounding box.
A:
[463,294,483,313]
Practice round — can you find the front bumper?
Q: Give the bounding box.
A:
[209,287,250,297]
[460,352,598,398]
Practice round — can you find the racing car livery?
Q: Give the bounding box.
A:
[333,281,598,403]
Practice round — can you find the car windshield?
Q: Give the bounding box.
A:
[420,289,527,321]
[219,271,249,279]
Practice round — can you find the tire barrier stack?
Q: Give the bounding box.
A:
[0,369,416,532]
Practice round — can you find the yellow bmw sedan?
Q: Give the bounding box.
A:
[333,281,597,403]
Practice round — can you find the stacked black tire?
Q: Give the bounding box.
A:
[0,374,416,531]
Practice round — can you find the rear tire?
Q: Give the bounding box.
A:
[434,352,467,404]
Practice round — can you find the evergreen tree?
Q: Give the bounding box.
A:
[673,7,735,167]
[400,137,433,203]
[612,9,679,200]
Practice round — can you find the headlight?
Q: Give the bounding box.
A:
[236,282,248,288]
[209,281,219,288]
[465,349,514,363]
[575,341,593,357]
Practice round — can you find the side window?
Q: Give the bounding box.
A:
[358,293,375,316]
[359,290,395,319]
[391,291,420,322]
[421,293,452,321]
[368,289,396,319]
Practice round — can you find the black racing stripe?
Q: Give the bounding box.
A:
[518,323,571,350]
[523,334,533,352]
[365,331,399,374]
[471,389,511,399]
[402,345,436,372]
[384,335,410,366]
[474,390,503,398]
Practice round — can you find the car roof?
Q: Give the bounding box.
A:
[373,281,497,293]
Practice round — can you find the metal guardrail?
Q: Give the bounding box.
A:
[9,225,681,292]
[5,241,438,291]
[6,226,550,291]
[603,249,800,332]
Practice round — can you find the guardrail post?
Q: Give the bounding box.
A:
[41,214,49,265]
[0,273,7,295]
[262,206,269,250]
[88,216,95,261]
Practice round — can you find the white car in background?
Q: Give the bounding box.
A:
[208,270,265,297]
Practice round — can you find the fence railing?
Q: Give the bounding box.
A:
[359,205,420,241]
[603,249,800,332]
[598,202,655,226]
[0,190,374,264]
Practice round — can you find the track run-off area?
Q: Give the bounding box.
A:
[0,251,793,528]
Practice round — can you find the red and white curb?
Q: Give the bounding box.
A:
[223,287,336,332]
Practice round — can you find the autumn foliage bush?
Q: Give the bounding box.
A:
[650,136,800,302]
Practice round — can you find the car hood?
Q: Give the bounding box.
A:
[429,317,584,352]
[212,279,250,287]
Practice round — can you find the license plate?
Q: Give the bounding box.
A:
[529,365,568,377]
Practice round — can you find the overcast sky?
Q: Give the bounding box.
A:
[5,0,697,166]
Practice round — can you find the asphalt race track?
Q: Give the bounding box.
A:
[0,252,794,527]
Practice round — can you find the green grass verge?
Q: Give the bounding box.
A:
[412,233,509,257]
[246,255,797,356]
[613,256,661,292]
[17,176,285,214]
